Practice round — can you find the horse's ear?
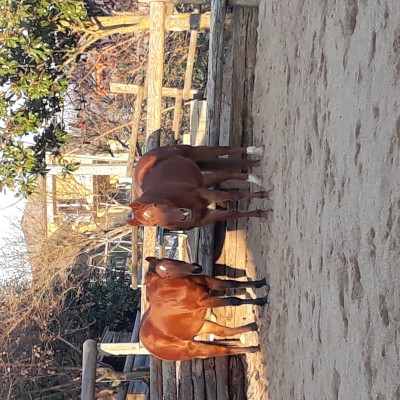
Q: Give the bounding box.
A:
[127,218,142,226]
[129,202,143,211]
[145,256,157,266]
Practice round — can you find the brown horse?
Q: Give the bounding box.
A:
[128,144,272,230]
[140,257,268,361]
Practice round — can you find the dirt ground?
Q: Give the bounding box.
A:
[244,1,400,399]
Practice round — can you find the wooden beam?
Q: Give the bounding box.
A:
[183,22,199,100]
[206,0,226,145]
[126,86,145,178]
[139,0,258,7]
[95,12,212,31]
[141,0,165,332]
[162,361,177,399]
[146,1,164,150]
[172,93,183,140]
[110,82,203,99]
[98,342,150,356]
[81,339,97,400]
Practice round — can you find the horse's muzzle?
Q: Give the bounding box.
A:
[179,208,192,222]
[192,263,203,273]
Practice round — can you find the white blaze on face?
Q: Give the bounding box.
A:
[144,210,152,218]
[159,265,167,271]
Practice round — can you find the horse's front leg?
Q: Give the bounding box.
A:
[197,208,271,225]
[202,171,268,188]
[196,320,258,337]
[199,295,269,308]
[189,275,268,291]
[196,188,271,203]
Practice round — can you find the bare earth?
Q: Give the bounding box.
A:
[244,1,400,399]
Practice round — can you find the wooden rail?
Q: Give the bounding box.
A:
[139,0,258,7]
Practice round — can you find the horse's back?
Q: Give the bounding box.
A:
[142,276,208,340]
[135,153,203,192]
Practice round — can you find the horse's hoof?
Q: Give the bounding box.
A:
[265,190,274,201]
[250,322,258,331]
[259,191,271,199]
[256,277,268,288]
[246,145,264,157]
[248,345,261,353]
[247,174,262,186]
[249,159,261,167]
[244,322,258,332]
[264,182,274,192]
[257,295,269,306]
[259,209,272,218]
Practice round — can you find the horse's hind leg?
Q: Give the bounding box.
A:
[190,275,267,291]
[202,171,265,188]
[202,171,248,187]
[196,188,269,203]
[199,295,269,308]
[186,341,260,360]
[196,320,257,337]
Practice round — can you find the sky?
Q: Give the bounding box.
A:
[0,191,27,281]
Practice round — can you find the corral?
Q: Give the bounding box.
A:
[83,1,400,399]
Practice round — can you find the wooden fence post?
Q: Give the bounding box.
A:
[81,339,97,400]
[146,1,165,150]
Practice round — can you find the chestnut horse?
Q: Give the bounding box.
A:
[140,257,268,361]
[128,144,272,230]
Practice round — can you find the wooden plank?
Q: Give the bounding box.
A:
[139,0,259,7]
[204,358,217,400]
[146,1,165,150]
[172,93,183,141]
[95,12,212,31]
[189,100,207,145]
[215,357,229,400]
[141,227,157,315]
[183,26,199,100]
[233,7,258,145]
[205,0,226,145]
[218,26,233,147]
[229,357,246,400]
[197,225,215,275]
[110,83,203,99]
[126,86,145,178]
[177,361,193,400]
[192,359,206,400]
[98,343,150,356]
[131,227,139,289]
[150,357,163,400]
[162,361,177,400]
[145,7,164,392]
[81,339,97,400]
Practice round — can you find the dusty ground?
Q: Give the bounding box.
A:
[245,1,400,399]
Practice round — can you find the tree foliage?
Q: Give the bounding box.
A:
[0,0,87,197]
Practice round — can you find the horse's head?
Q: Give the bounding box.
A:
[128,202,193,227]
[146,257,202,279]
